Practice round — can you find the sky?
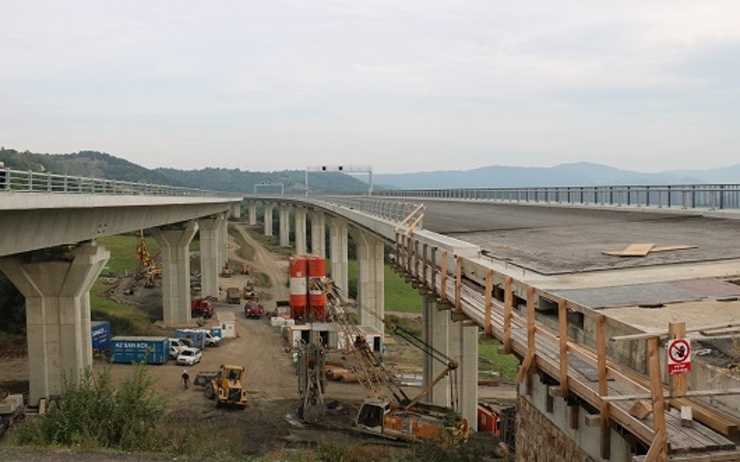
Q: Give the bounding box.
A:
[1,1,740,174]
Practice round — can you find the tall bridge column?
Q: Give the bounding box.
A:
[449,315,479,429]
[353,229,384,332]
[422,296,451,406]
[294,207,307,255]
[219,216,229,268]
[279,205,291,247]
[153,221,198,325]
[328,216,349,298]
[263,203,274,236]
[248,202,257,226]
[310,210,326,257]
[197,214,224,298]
[0,242,109,405]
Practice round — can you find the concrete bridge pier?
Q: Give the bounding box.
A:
[219,214,229,268]
[422,296,451,406]
[197,214,224,298]
[449,315,479,430]
[248,202,257,226]
[153,221,198,325]
[310,210,326,257]
[294,207,307,255]
[279,205,291,247]
[263,203,274,236]
[352,229,385,332]
[0,242,109,405]
[328,216,349,296]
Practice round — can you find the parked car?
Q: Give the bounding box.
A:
[176,347,202,365]
[169,338,194,359]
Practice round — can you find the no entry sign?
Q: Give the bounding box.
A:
[667,338,692,375]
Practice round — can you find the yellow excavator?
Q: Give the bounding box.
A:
[135,230,161,288]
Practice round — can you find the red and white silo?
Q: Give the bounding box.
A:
[289,255,307,319]
[307,256,327,321]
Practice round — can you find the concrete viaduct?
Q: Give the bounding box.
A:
[1,169,739,461]
[246,192,740,462]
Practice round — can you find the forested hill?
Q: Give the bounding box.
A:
[155,167,368,194]
[0,149,369,194]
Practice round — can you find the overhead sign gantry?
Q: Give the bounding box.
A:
[305,165,373,196]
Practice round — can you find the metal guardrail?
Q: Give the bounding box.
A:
[0,168,240,198]
[372,184,740,210]
[308,196,424,227]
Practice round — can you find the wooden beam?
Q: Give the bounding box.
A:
[440,250,448,302]
[597,314,610,460]
[647,337,668,460]
[455,255,463,310]
[585,414,601,427]
[422,242,428,288]
[601,388,740,402]
[668,321,688,402]
[503,276,513,354]
[526,286,536,395]
[644,428,668,462]
[558,299,569,398]
[568,404,580,430]
[430,246,437,294]
[484,269,494,337]
[412,239,419,280]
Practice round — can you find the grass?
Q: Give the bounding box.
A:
[89,279,161,336]
[347,260,423,314]
[478,338,520,381]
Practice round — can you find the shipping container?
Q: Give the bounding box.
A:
[91,320,111,354]
[216,311,237,338]
[175,329,207,350]
[110,336,169,364]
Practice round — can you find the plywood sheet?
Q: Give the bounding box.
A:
[651,245,698,253]
[602,243,655,257]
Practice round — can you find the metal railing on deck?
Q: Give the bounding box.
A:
[0,168,239,198]
[373,184,740,210]
[311,196,424,226]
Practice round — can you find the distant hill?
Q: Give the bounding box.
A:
[155,167,369,194]
[374,162,709,189]
[0,149,179,185]
[0,149,370,194]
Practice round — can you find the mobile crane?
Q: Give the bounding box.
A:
[299,277,469,444]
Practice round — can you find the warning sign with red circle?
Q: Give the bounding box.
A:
[667,338,692,375]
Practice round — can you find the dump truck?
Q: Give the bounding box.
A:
[197,364,248,408]
[226,287,241,304]
[191,298,214,318]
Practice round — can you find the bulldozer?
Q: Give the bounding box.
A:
[198,364,248,408]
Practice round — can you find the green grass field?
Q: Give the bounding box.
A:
[347,260,423,313]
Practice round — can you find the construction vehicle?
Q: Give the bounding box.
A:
[191,298,215,318]
[220,264,234,278]
[198,364,248,408]
[297,341,327,423]
[296,269,469,444]
[226,287,241,304]
[244,299,264,319]
[134,230,161,288]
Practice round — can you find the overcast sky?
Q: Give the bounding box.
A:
[2,1,739,174]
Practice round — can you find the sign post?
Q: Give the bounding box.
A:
[667,338,691,375]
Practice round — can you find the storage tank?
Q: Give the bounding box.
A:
[289,256,307,319]
[307,256,327,321]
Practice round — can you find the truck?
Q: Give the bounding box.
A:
[110,336,169,364]
[196,364,248,408]
[226,287,241,304]
[91,320,111,355]
[244,299,264,319]
[191,298,214,318]
[176,329,207,350]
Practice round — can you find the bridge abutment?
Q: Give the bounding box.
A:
[0,242,109,405]
[153,222,198,325]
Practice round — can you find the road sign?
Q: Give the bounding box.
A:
[667,338,692,375]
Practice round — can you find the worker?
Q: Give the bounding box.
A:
[182,370,190,390]
[0,161,7,191]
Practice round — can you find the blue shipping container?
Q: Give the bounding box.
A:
[91,320,110,353]
[110,336,169,364]
[175,329,206,349]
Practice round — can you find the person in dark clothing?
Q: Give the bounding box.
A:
[182,370,190,390]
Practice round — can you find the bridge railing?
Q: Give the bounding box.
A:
[0,168,239,198]
[311,196,424,226]
[372,184,740,210]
